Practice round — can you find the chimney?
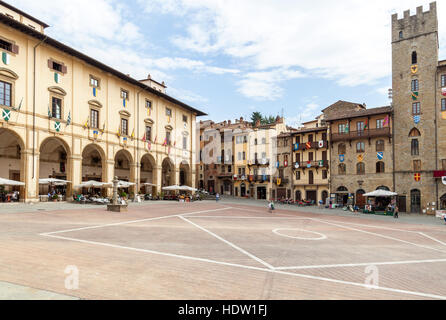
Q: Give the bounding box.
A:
[147,74,151,79]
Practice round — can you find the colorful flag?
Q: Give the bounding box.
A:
[339,154,345,163]
[306,142,312,150]
[54,73,59,84]
[411,91,419,100]
[83,117,89,129]
[318,140,324,148]
[147,107,151,117]
[93,130,99,139]
[377,152,384,160]
[345,124,349,133]
[414,173,421,182]
[357,154,364,162]
[142,132,146,142]
[117,126,121,138]
[2,52,10,65]
[48,106,52,118]
[2,109,11,122]
[148,140,152,151]
[93,87,96,97]
[102,123,106,133]
[411,65,418,74]
[383,115,389,127]
[442,88,446,97]
[162,138,167,146]
[364,119,368,130]
[131,129,135,139]
[123,99,126,107]
[54,121,61,132]
[66,111,71,127]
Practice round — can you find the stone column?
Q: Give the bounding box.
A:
[105,159,115,197]
[21,149,39,203]
[155,165,162,195]
[68,155,82,199]
[130,162,138,200]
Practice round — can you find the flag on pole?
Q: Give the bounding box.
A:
[344,124,349,133]
[364,119,368,130]
[83,117,89,129]
[148,140,152,151]
[16,98,23,112]
[383,115,389,127]
[131,128,135,139]
[66,111,71,127]
[117,126,121,138]
[142,132,146,142]
[101,123,106,133]
[48,106,52,118]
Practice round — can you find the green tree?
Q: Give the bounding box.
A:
[250,112,263,126]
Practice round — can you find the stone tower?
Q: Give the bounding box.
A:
[391,3,438,213]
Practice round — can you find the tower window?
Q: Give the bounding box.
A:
[412,51,417,65]
[442,99,446,111]
[399,31,403,39]
[412,102,421,115]
[411,79,419,91]
[411,139,419,156]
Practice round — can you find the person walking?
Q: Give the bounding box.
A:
[268,201,275,213]
[216,193,220,202]
[394,205,399,219]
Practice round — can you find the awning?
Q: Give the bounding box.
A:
[434,171,446,178]
[363,190,398,197]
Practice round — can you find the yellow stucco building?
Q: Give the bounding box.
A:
[0,2,206,202]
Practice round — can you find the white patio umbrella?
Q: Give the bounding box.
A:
[75,181,112,188]
[143,183,156,187]
[39,178,71,185]
[178,186,197,192]
[0,177,25,186]
[162,185,180,191]
[117,180,136,188]
[363,190,398,197]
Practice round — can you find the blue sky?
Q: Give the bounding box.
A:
[9,0,446,127]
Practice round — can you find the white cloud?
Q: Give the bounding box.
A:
[9,0,236,81]
[140,0,442,98]
[167,87,208,104]
[237,68,305,100]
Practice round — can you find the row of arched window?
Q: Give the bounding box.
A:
[338,162,385,175]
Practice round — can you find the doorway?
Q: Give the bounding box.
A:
[410,189,421,213]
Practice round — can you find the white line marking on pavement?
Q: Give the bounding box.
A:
[272,228,327,241]
[179,216,275,270]
[188,215,309,220]
[275,258,446,270]
[41,233,446,300]
[312,218,446,254]
[39,207,233,236]
[418,232,446,246]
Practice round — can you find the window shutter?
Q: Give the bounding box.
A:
[11,44,19,54]
[48,59,53,69]
[62,65,67,74]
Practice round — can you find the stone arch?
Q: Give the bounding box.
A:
[440,194,446,210]
[140,153,157,194]
[162,157,175,187]
[409,128,421,137]
[377,186,390,191]
[0,127,25,200]
[179,160,191,186]
[81,143,106,183]
[114,149,134,182]
[39,136,72,197]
